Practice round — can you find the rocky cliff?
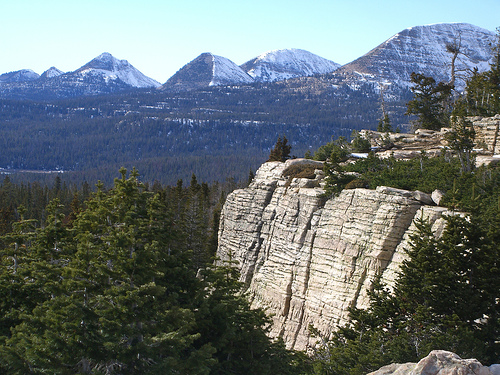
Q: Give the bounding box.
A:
[216,159,455,350]
[368,350,500,375]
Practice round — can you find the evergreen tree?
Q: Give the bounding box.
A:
[446,105,476,174]
[0,169,307,374]
[463,29,500,116]
[322,136,355,197]
[376,113,393,133]
[350,130,371,153]
[268,136,292,162]
[311,214,500,375]
[406,72,453,130]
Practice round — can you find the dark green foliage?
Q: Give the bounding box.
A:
[350,130,371,153]
[268,135,292,162]
[463,29,500,116]
[311,213,500,374]
[377,113,393,133]
[0,169,308,374]
[0,77,406,185]
[405,72,453,130]
[446,108,476,174]
[322,137,355,197]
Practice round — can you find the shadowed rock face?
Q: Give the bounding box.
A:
[367,350,500,375]
[216,115,500,350]
[338,23,495,91]
[216,159,454,350]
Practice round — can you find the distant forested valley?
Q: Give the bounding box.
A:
[0,78,411,186]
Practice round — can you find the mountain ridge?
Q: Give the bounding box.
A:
[0,23,496,100]
[337,22,495,90]
[240,48,340,82]
[0,52,160,100]
[159,52,254,92]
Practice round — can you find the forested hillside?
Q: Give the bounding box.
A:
[0,24,498,375]
[0,169,311,374]
[0,78,410,186]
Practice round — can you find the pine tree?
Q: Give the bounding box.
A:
[311,214,500,374]
[322,136,355,197]
[268,136,292,162]
[0,169,307,374]
[0,169,205,373]
[406,72,453,130]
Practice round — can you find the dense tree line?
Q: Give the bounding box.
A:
[0,29,498,375]
[0,168,310,374]
[308,31,500,373]
[0,76,409,186]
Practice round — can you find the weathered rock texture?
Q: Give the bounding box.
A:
[472,114,500,155]
[217,159,454,350]
[360,115,500,166]
[367,350,500,375]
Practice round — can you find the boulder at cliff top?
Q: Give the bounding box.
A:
[217,159,455,350]
[367,350,500,375]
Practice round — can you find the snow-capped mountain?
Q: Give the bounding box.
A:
[40,67,64,79]
[159,53,254,92]
[74,52,160,88]
[210,54,255,86]
[0,53,160,100]
[0,23,496,101]
[338,23,496,90]
[0,69,40,84]
[241,48,340,82]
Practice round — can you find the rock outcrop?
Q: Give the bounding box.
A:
[367,350,500,375]
[361,115,500,165]
[473,115,500,154]
[217,158,454,350]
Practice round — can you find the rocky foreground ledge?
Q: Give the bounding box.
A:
[368,350,500,375]
[216,159,455,350]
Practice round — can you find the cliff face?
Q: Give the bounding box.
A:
[216,159,454,350]
[368,350,500,375]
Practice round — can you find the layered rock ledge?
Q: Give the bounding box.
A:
[217,159,454,350]
[368,350,500,375]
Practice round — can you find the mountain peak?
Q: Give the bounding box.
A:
[340,22,496,90]
[0,69,40,84]
[40,66,64,79]
[74,53,160,88]
[241,48,340,82]
[78,52,130,73]
[159,52,253,92]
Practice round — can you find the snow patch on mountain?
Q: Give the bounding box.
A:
[241,48,340,82]
[40,67,64,79]
[0,69,40,84]
[209,54,254,86]
[75,52,160,88]
[342,23,496,90]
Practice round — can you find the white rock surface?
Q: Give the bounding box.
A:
[367,350,499,375]
[217,159,455,350]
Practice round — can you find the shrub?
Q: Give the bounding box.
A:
[282,164,317,180]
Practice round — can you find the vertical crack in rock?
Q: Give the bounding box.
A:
[350,267,368,309]
[375,201,422,270]
[216,160,455,350]
[291,228,316,348]
[282,271,294,318]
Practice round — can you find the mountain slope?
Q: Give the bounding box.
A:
[0,53,160,100]
[74,52,160,88]
[338,23,496,90]
[241,48,340,82]
[40,67,64,79]
[159,52,254,92]
[0,69,40,83]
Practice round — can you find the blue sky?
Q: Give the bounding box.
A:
[2,0,499,83]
